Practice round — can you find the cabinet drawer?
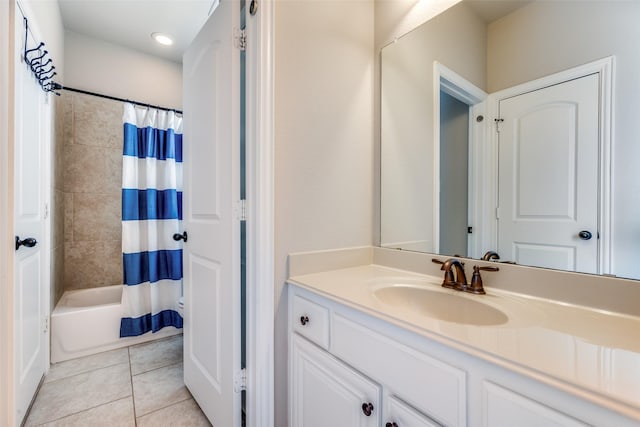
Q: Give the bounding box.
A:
[483,381,588,427]
[292,295,330,349]
[332,313,466,427]
[386,395,442,427]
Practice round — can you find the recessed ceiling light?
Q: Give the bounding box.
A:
[151,32,174,46]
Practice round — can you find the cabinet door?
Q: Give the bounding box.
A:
[483,382,588,427]
[385,395,442,427]
[290,335,380,427]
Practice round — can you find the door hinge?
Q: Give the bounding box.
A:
[494,117,504,133]
[234,28,247,51]
[495,207,500,219]
[234,368,247,392]
[44,203,49,219]
[238,199,247,221]
[43,316,49,333]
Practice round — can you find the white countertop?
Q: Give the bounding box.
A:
[288,264,640,419]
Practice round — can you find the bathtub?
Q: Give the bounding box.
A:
[51,285,181,363]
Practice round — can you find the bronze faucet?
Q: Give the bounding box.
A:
[432,258,467,290]
[432,258,499,294]
[482,251,500,261]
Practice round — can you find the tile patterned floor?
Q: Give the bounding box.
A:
[25,335,212,427]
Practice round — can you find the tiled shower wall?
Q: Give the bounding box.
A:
[59,93,123,291]
[51,97,65,307]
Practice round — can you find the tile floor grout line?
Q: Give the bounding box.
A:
[44,359,128,386]
[27,335,185,426]
[128,346,139,427]
[29,396,133,427]
[134,396,194,423]
[131,359,183,378]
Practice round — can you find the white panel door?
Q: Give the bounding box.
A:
[13,8,48,423]
[290,335,380,427]
[182,1,241,426]
[497,74,599,273]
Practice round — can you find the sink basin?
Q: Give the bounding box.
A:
[373,284,508,326]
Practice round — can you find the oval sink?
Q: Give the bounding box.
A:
[374,285,508,326]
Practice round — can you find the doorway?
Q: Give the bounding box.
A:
[433,61,487,257]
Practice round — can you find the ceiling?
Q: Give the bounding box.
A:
[57,0,533,64]
[57,0,214,63]
[465,0,534,23]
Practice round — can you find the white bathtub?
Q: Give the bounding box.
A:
[51,285,181,363]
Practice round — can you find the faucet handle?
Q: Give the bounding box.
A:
[468,265,499,295]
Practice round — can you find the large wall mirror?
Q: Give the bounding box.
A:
[380,0,640,280]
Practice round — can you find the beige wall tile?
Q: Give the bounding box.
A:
[105,147,123,194]
[64,192,73,242]
[73,94,122,149]
[62,93,74,145]
[104,240,123,286]
[53,189,65,246]
[73,193,120,242]
[64,241,106,289]
[53,97,65,191]
[61,94,126,292]
[51,246,65,310]
[63,144,107,194]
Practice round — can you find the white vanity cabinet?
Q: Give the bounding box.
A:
[289,287,465,427]
[289,283,640,427]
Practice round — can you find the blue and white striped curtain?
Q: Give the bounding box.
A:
[120,103,184,337]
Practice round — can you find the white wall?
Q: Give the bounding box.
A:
[487,1,640,279]
[375,0,461,49]
[273,1,374,425]
[379,1,485,251]
[22,0,65,81]
[373,0,460,245]
[64,30,182,109]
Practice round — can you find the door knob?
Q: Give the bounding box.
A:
[15,236,37,251]
[361,402,374,416]
[173,231,188,242]
[578,230,593,240]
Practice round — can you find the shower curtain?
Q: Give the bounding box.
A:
[120,103,184,337]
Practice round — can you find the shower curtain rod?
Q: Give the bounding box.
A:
[52,83,183,114]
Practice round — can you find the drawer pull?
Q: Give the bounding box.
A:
[362,402,374,416]
[386,423,398,427]
[300,315,309,326]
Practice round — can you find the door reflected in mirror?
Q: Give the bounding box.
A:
[380,0,640,280]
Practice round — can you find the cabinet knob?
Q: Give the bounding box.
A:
[386,423,398,427]
[361,402,374,416]
[300,315,309,326]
